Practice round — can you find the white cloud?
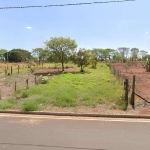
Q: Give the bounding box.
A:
[26,26,32,29]
[145,31,149,34]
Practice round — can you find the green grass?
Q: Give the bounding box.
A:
[0,98,18,110]
[22,101,38,111]
[0,62,126,111]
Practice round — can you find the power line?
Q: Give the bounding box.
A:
[0,0,136,10]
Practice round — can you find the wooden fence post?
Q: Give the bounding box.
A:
[35,77,37,85]
[118,70,120,78]
[11,66,12,75]
[18,65,19,74]
[15,82,17,91]
[5,67,7,76]
[124,79,129,107]
[0,87,1,100]
[26,79,29,89]
[130,75,135,109]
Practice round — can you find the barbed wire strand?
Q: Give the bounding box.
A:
[0,0,136,10]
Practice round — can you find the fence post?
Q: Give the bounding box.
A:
[117,70,120,80]
[11,66,12,75]
[130,75,135,109]
[26,79,29,89]
[124,79,129,107]
[5,67,7,76]
[15,82,17,91]
[35,77,37,85]
[0,87,1,100]
[18,65,19,74]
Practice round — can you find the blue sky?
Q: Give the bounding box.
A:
[0,0,150,53]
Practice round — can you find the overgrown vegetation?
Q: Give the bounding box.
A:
[0,98,18,110]
[0,63,125,111]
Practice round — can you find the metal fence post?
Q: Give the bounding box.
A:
[124,79,129,107]
[130,75,135,109]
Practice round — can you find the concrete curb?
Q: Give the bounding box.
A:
[0,110,150,119]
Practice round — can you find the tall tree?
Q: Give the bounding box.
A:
[45,37,77,71]
[32,48,47,66]
[89,54,98,69]
[92,48,115,61]
[0,49,7,61]
[4,49,31,62]
[130,48,139,61]
[72,48,90,72]
[140,50,148,60]
[117,47,129,62]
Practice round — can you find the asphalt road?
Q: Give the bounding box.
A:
[0,114,150,150]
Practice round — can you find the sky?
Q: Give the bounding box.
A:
[0,0,150,53]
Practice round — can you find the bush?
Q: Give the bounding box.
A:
[38,75,49,84]
[21,91,29,98]
[22,101,38,111]
[0,99,18,110]
[15,90,29,99]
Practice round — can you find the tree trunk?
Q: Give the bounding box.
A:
[42,60,43,68]
[80,65,84,72]
[39,59,40,66]
[61,61,64,71]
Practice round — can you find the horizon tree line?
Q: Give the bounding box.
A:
[0,37,150,72]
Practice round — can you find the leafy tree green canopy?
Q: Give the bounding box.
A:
[72,48,90,72]
[130,48,139,61]
[45,37,77,71]
[4,49,31,62]
[32,48,48,65]
[0,49,7,60]
[117,47,129,62]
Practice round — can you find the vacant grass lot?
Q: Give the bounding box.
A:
[0,63,126,111]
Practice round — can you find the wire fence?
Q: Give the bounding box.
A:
[109,62,150,109]
[0,66,38,100]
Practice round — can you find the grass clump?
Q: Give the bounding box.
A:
[52,96,77,107]
[0,98,18,110]
[22,101,38,111]
[15,90,29,99]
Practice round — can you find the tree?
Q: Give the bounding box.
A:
[72,48,90,72]
[130,48,139,61]
[4,49,31,62]
[92,48,107,61]
[117,47,129,63]
[89,54,98,69]
[0,49,7,61]
[140,50,148,60]
[92,48,115,61]
[104,48,116,60]
[45,37,77,71]
[91,49,102,61]
[32,48,48,66]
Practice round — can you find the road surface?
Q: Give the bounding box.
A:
[0,114,150,150]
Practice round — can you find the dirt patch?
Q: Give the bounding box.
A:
[33,68,75,76]
[110,62,150,115]
[0,68,75,100]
